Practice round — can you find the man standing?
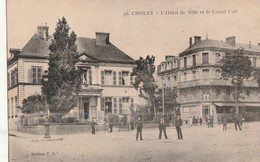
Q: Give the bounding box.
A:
[199,117,202,126]
[222,117,227,131]
[175,114,183,140]
[91,119,96,135]
[234,114,242,131]
[159,116,168,139]
[109,116,114,133]
[136,117,143,140]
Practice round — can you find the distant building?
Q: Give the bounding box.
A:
[7,25,144,128]
[157,36,260,122]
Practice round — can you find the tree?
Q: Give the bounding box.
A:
[220,48,253,115]
[131,55,158,117]
[43,17,81,114]
[21,94,45,114]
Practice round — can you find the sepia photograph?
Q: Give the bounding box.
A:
[5,0,260,161]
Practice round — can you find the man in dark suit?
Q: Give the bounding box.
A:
[91,119,96,135]
[234,114,242,131]
[159,116,168,139]
[175,114,183,140]
[136,117,143,140]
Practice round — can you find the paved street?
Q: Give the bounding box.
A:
[9,122,260,162]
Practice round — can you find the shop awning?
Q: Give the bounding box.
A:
[214,103,246,107]
[245,103,260,107]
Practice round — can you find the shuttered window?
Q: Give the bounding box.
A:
[131,98,134,109]
[130,76,133,85]
[119,72,122,85]
[89,69,92,85]
[113,98,117,114]
[32,66,42,84]
[113,71,117,85]
[202,53,209,64]
[119,98,122,114]
[101,71,104,85]
[7,72,10,88]
[101,97,105,110]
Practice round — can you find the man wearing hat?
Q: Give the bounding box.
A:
[159,115,168,139]
[175,114,183,140]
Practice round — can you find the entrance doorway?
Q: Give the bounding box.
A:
[202,106,210,119]
[84,102,89,119]
[105,102,112,113]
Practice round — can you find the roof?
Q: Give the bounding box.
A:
[76,37,135,64]
[181,39,260,55]
[16,33,135,64]
[20,33,52,57]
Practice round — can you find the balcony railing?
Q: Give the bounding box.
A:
[179,79,258,88]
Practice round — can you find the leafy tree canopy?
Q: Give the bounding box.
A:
[21,94,45,114]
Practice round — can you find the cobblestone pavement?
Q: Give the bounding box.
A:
[9,122,260,162]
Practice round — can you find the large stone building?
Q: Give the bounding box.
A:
[7,25,144,127]
[157,36,260,122]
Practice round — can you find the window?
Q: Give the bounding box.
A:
[227,89,231,96]
[202,69,209,79]
[253,57,257,67]
[113,71,117,85]
[202,53,209,64]
[184,57,187,68]
[89,69,92,85]
[7,72,10,88]
[113,98,117,114]
[192,71,196,80]
[11,68,18,86]
[246,89,250,97]
[32,67,42,84]
[215,53,220,63]
[171,62,173,69]
[216,89,220,98]
[15,96,18,117]
[215,69,221,79]
[11,97,13,117]
[104,71,113,85]
[122,71,129,85]
[167,77,171,87]
[105,97,112,113]
[202,94,210,101]
[192,55,196,66]
[174,76,177,82]
[119,98,122,114]
[183,73,187,81]
[193,89,196,97]
[130,75,133,85]
[131,98,134,110]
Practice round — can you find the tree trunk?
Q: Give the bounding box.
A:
[153,103,157,118]
[235,83,239,116]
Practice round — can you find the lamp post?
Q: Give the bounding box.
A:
[42,70,51,138]
[162,83,166,116]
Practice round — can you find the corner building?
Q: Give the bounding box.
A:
[7,25,144,127]
[158,36,260,122]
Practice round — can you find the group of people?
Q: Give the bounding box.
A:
[136,114,183,141]
[189,116,203,126]
[222,114,244,131]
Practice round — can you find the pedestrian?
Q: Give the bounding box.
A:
[189,116,192,126]
[91,119,96,135]
[159,116,168,139]
[211,115,214,128]
[222,117,227,131]
[239,115,244,127]
[199,117,202,126]
[234,115,242,131]
[205,116,208,127]
[109,116,114,133]
[175,114,183,140]
[136,117,143,140]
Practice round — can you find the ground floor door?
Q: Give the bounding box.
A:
[84,103,89,119]
[202,106,210,119]
[105,102,112,113]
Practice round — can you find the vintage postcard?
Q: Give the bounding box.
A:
[5,0,260,161]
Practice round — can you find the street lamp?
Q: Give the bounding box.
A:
[42,70,51,138]
[162,83,166,116]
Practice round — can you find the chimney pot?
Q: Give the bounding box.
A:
[226,36,236,46]
[96,32,110,45]
[249,41,252,48]
[194,36,201,45]
[189,37,192,47]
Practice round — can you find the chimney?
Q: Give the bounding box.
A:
[37,23,49,41]
[249,41,252,48]
[226,36,236,46]
[194,36,201,45]
[189,37,192,47]
[96,32,110,45]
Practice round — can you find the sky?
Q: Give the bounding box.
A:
[7,0,260,66]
